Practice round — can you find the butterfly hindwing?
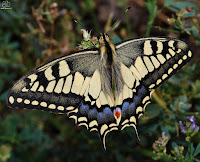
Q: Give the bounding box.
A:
[113,37,192,144]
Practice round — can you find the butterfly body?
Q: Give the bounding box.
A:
[7,33,192,150]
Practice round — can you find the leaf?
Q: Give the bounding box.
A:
[183,12,195,18]
[164,0,174,7]
[167,6,179,13]
[147,124,158,132]
[168,2,199,12]
[161,125,170,138]
[166,1,199,13]
[186,28,198,34]
[112,35,122,44]
[179,96,187,103]
[172,142,178,148]
[144,104,162,118]
[195,80,200,91]
[168,76,181,85]
[185,151,190,160]
[194,143,200,157]
[188,143,195,158]
[195,105,200,111]
[174,2,199,12]
[146,0,158,16]
[181,103,191,112]
[190,143,195,157]
[170,96,191,112]
[0,79,4,92]
[116,154,127,162]
[0,90,8,101]
[9,42,19,49]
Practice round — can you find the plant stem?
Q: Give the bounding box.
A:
[145,0,162,37]
[49,21,55,56]
[152,91,172,113]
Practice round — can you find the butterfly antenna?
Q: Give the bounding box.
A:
[74,20,86,29]
[74,20,98,48]
[106,7,131,34]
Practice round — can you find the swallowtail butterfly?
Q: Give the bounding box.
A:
[7,33,192,150]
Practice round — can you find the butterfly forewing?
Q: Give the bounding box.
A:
[116,37,193,90]
[7,49,99,113]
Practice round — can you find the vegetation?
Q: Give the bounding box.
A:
[0,0,199,161]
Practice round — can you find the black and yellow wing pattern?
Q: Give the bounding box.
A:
[7,35,192,150]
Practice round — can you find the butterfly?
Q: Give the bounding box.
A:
[6,32,192,150]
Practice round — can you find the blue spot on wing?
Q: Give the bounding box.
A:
[134,95,139,102]
[103,107,112,116]
[130,102,135,111]
[88,108,97,120]
[122,102,129,118]
[98,112,103,119]
[138,86,146,95]
[103,107,114,122]
[129,102,135,115]
[122,102,129,111]
[97,112,104,124]
[80,104,89,115]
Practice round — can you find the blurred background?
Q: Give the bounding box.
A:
[0,0,200,161]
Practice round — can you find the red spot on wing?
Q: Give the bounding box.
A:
[114,108,121,119]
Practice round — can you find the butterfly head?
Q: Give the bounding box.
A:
[98,33,110,45]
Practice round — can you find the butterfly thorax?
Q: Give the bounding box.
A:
[98,33,122,104]
[98,33,116,67]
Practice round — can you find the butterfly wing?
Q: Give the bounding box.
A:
[115,37,192,132]
[7,49,102,118]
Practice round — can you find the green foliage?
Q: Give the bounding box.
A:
[0,0,28,105]
[144,104,162,119]
[169,9,200,42]
[145,0,161,36]
[146,0,200,43]
[78,29,99,49]
[164,0,199,13]
[171,143,185,160]
[0,0,200,161]
[152,115,200,161]
[170,96,191,112]
[0,144,12,162]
